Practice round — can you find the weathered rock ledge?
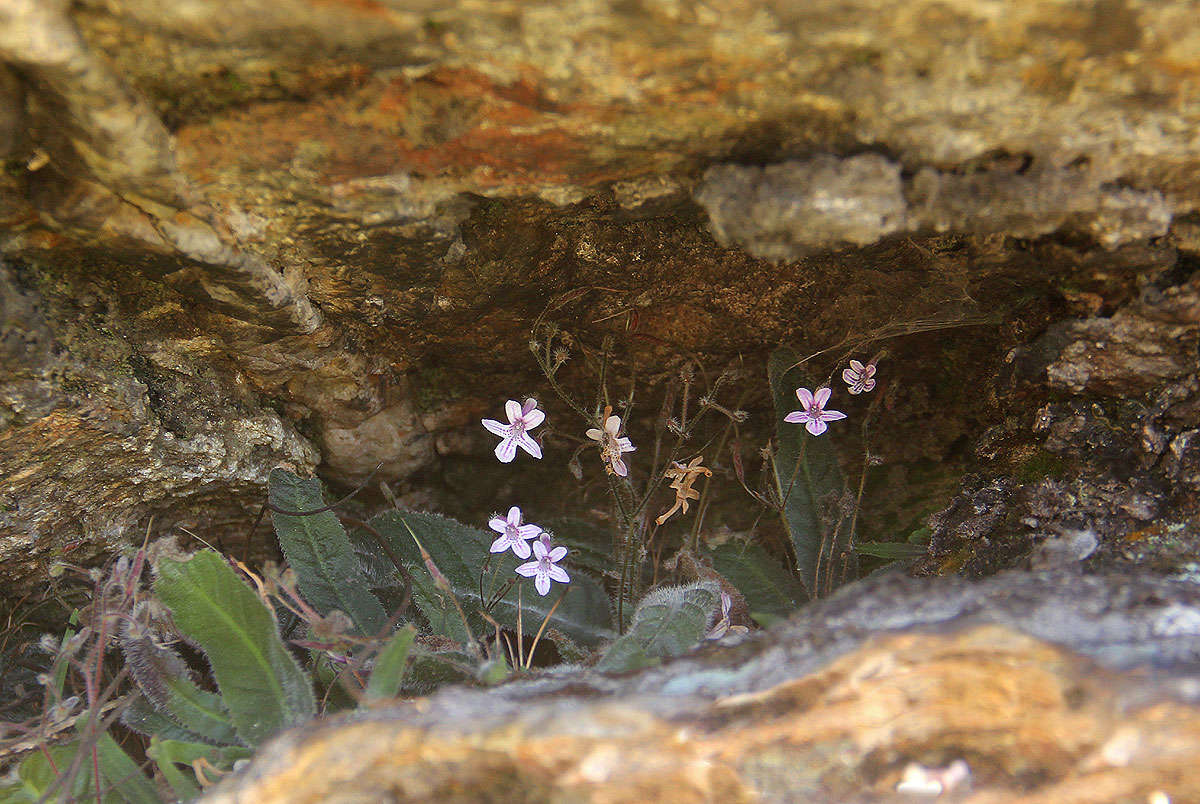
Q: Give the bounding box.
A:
[204,569,1200,803]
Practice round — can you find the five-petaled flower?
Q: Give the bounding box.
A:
[586,405,636,477]
[482,399,544,462]
[515,534,570,596]
[487,506,541,559]
[842,359,877,395]
[784,387,847,436]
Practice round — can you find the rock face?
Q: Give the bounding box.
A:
[0,0,1198,633]
[203,568,1200,803]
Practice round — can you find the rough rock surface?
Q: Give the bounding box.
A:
[204,568,1200,803]
[0,0,1198,611]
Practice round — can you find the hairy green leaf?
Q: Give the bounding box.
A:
[768,347,853,597]
[153,549,315,746]
[709,542,805,619]
[268,469,387,636]
[362,510,615,647]
[596,581,720,673]
[121,630,240,746]
[364,626,416,701]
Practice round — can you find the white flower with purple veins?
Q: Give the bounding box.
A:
[487,506,541,560]
[515,534,570,596]
[585,406,636,477]
[842,359,877,395]
[784,387,847,436]
[481,399,544,462]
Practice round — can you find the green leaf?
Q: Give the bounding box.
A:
[147,738,254,803]
[362,510,615,648]
[153,549,316,746]
[268,468,387,636]
[122,695,217,744]
[768,347,852,597]
[10,743,95,803]
[121,631,240,745]
[364,626,416,701]
[709,542,805,619]
[88,725,161,804]
[401,647,475,695]
[596,582,720,673]
[854,541,928,560]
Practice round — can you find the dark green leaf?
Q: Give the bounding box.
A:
[768,347,852,597]
[853,541,928,560]
[268,468,387,636]
[596,581,720,673]
[153,549,315,746]
[709,542,805,619]
[364,626,416,701]
[363,510,615,647]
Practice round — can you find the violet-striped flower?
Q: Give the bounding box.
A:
[515,534,570,596]
[487,506,541,559]
[481,398,544,463]
[784,387,847,436]
[842,359,877,395]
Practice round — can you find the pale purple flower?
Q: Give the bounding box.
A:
[487,506,541,560]
[481,398,544,462]
[514,534,570,596]
[784,387,847,436]
[842,359,876,395]
[585,407,636,477]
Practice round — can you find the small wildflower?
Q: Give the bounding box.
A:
[842,359,877,395]
[481,399,544,462]
[585,405,636,477]
[515,534,570,596]
[784,387,847,436]
[487,506,541,560]
[706,591,749,640]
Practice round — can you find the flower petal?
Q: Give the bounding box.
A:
[847,385,863,395]
[522,407,545,429]
[842,367,858,385]
[521,398,539,416]
[613,458,628,477]
[517,524,541,541]
[531,539,548,560]
[517,433,543,459]
[849,359,865,372]
[547,565,569,584]
[862,378,876,392]
[488,517,508,534]
[514,561,539,577]
[814,387,832,407]
[585,428,603,441]
[511,539,532,559]
[806,418,828,436]
[821,409,847,422]
[505,399,523,423]
[534,573,550,596]
[489,536,510,553]
[507,506,522,526]
[616,437,635,453]
[783,410,806,423]
[796,387,814,408]
[605,415,622,435]
[482,418,508,437]
[862,363,876,378]
[548,546,567,562]
[495,438,518,462]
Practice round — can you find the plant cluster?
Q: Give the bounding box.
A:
[1,321,909,801]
